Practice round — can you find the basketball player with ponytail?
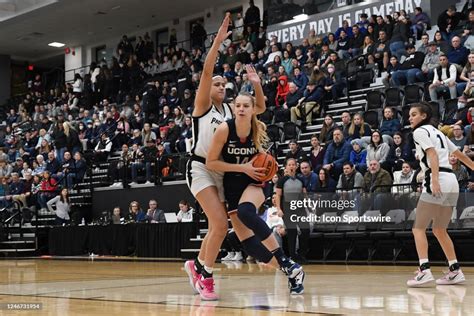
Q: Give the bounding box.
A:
[184,14,266,301]
[407,102,474,287]
[207,92,305,295]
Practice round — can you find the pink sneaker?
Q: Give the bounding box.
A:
[436,270,466,285]
[196,277,218,301]
[407,269,435,287]
[184,260,200,294]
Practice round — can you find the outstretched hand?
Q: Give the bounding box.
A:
[245,64,261,85]
[215,13,233,44]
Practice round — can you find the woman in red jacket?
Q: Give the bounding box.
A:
[38,170,58,211]
[275,75,289,107]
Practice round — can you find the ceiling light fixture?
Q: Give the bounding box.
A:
[293,9,308,21]
[48,42,65,47]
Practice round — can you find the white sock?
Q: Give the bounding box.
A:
[448,259,458,267]
[204,265,213,275]
[197,257,205,266]
[419,258,430,271]
[419,258,429,266]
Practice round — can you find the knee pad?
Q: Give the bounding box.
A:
[241,235,273,264]
[237,202,272,241]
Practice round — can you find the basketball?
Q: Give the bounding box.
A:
[252,152,278,182]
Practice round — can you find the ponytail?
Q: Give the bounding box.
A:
[238,92,269,151]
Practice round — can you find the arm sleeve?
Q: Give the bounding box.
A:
[445,65,457,84]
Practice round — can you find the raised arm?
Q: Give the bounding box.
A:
[193,14,232,117]
[245,64,265,115]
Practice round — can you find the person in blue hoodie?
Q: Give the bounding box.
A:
[379,107,401,146]
[349,139,367,174]
[322,128,352,179]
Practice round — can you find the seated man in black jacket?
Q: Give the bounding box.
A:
[131,139,158,185]
[163,120,181,154]
[66,152,87,189]
[390,44,425,86]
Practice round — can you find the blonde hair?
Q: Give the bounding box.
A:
[348,113,366,137]
[237,92,268,151]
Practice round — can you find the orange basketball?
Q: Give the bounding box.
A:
[252,152,278,182]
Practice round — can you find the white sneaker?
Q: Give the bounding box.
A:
[129,182,137,186]
[232,251,243,262]
[221,252,235,261]
[436,269,466,285]
[145,181,152,185]
[407,269,435,287]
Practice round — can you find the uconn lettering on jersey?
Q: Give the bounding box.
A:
[227,147,259,156]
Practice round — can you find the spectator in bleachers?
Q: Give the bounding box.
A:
[177,116,193,153]
[244,0,260,32]
[290,79,323,124]
[33,155,46,176]
[292,67,308,90]
[392,162,415,192]
[47,188,70,226]
[349,138,367,174]
[337,162,364,202]
[38,170,57,211]
[315,167,337,193]
[163,119,180,154]
[451,124,468,151]
[366,131,390,171]
[316,43,332,70]
[327,33,338,52]
[349,25,364,58]
[131,138,156,185]
[373,30,390,71]
[65,152,86,189]
[177,200,194,222]
[366,25,376,42]
[384,15,395,39]
[264,44,283,67]
[374,16,389,42]
[387,132,416,172]
[281,50,294,75]
[448,36,469,66]
[298,161,318,194]
[362,160,392,211]
[323,128,351,179]
[336,30,351,60]
[449,154,469,192]
[421,41,442,82]
[127,201,146,223]
[324,64,345,102]
[417,34,430,54]
[93,133,112,163]
[335,20,353,40]
[411,7,431,40]
[340,111,352,137]
[109,143,131,188]
[308,135,325,173]
[347,112,371,141]
[319,114,338,144]
[380,107,401,145]
[429,54,458,103]
[462,8,474,48]
[438,96,469,138]
[437,5,465,42]
[72,74,83,95]
[362,35,375,59]
[433,31,450,54]
[457,53,474,95]
[275,75,289,107]
[390,44,425,86]
[285,140,307,163]
[383,56,401,88]
[146,199,166,223]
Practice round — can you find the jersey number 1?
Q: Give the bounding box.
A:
[437,135,445,149]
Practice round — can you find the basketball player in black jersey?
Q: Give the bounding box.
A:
[207,92,305,295]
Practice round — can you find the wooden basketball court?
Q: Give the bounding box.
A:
[0,259,472,315]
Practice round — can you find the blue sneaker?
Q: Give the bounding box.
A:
[288,270,305,295]
[281,259,303,278]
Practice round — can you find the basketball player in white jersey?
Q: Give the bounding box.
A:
[184,14,266,300]
[407,102,474,287]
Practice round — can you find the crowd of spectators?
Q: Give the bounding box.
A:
[1,3,474,229]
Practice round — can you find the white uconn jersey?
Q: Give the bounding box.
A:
[413,124,458,172]
[191,103,233,159]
